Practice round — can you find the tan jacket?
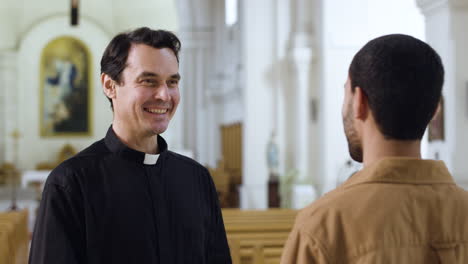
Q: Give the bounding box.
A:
[281,158,468,264]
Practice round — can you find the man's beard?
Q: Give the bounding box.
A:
[343,108,363,162]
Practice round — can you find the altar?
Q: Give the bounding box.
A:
[21,170,50,189]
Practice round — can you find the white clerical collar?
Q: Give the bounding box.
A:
[143,153,160,165]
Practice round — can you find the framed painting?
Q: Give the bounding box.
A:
[428,96,444,142]
[40,36,92,137]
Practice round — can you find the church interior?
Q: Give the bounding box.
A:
[1,0,468,262]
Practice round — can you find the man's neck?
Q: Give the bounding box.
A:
[362,134,421,167]
[112,122,159,154]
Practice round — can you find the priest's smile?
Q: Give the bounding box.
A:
[144,107,168,114]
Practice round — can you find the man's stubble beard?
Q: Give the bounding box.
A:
[343,107,363,163]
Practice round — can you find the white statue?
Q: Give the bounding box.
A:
[266,132,279,176]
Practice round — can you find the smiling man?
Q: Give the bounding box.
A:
[29,28,232,264]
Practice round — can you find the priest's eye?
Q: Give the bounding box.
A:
[167,79,179,87]
[142,79,157,85]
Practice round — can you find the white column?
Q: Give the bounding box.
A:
[239,0,276,209]
[289,44,317,208]
[417,0,468,188]
[288,0,318,209]
[0,51,18,164]
[291,41,312,183]
[178,30,216,166]
[0,2,18,165]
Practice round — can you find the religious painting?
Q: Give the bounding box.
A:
[40,36,92,137]
[428,96,444,141]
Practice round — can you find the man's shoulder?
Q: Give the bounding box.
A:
[294,186,360,234]
[57,139,108,170]
[73,138,109,161]
[44,139,108,190]
[165,150,208,172]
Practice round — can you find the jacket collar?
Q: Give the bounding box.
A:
[342,157,454,189]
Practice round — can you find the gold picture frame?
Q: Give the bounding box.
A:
[40,36,92,137]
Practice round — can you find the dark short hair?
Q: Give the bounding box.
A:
[349,34,444,140]
[100,27,181,109]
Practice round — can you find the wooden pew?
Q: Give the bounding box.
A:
[0,210,29,264]
[221,123,242,186]
[222,209,298,264]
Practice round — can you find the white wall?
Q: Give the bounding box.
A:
[112,0,178,32]
[4,0,178,39]
[321,0,425,193]
[0,0,19,50]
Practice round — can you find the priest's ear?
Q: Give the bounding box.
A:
[101,73,116,100]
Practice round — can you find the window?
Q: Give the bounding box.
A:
[225,0,238,26]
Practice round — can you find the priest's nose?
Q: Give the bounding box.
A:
[154,84,170,101]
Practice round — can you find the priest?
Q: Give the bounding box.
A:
[29,27,232,264]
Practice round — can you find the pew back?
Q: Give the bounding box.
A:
[0,210,29,264]
[222,209,297,264]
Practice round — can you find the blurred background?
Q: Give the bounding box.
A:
[1,0,467,263]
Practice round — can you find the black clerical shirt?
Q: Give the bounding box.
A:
[29,127,232,264]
